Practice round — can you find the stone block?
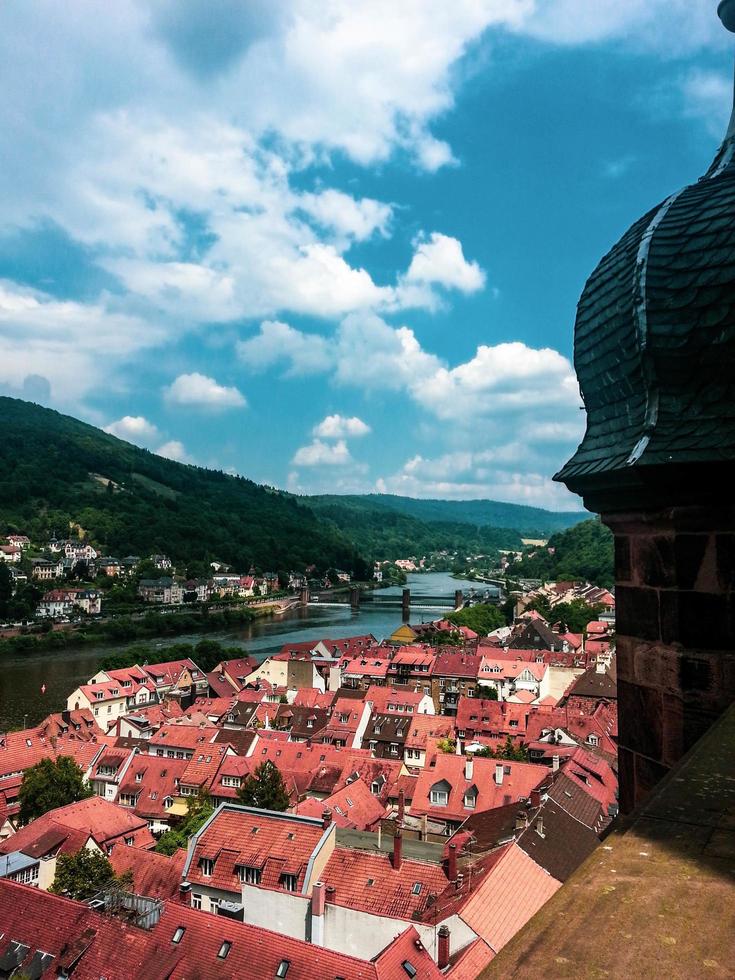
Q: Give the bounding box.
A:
[673,533,710,590]
[632,535,676,588]
[614,534,632,583]
[618,679,663,762]
[616,585,660,641]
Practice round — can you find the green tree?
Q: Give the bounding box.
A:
[0,563,13,619]
[476,683,499,701]
[50,848,116,900]
[446,604,505,636]
[18,756,93,824]
[154,789,214,855]
[236,760,290,811]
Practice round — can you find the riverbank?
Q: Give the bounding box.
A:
[0,602,286,659]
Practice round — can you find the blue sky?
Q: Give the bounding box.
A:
[0,0,732,510]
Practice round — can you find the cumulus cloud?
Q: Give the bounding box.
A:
[680,68,733,137]
[156,439,192,463]
[237,320,333,376]
[0,280,164,405]
[292,439,353,467]
[164,372,246,409]
[404,232,486,293]
[104,415,161,446]
[313,415,371,439]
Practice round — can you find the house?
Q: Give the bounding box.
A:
[107,843,187,900]
[97,557,122,577]
[365,685,435,717]
[138,577,184,604]
[455,698,531,747]
[430,651,482,715]
[365,712,411,760]
[64,541,97,561]
[148,721,220,760]
[318,697,372,749]
[274,704,330,741]
[67,680,134,727]
[6,535,30,549]
[0,545,21,563]
[295,777,386,831]
[150,554,173,570]
[182,578,212,603]
[403,715,456,769]
[386,647,436,693]
[142,658,208,701]
[88,745,137,802]
[340,656,390,689]
[0,797,154,890]
[207,656,260,696]
[31,558,64,581]
[476,656,549,702]
[37,588,102,618]
[410,753,548,835]
[115,754,189,833]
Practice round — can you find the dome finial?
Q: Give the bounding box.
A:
[719,0,735,32]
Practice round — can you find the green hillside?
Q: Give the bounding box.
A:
[303,495,524,561]
[0,397,367,574]
[508,518,614,588]
[305,493,587,537]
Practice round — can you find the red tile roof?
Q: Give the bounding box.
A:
[108,844,186,900]
[411,755,546,824]
[0,797,155,854]
[432,650,482,678]
[118,755,189,820]
[322,846,449,919]
[149,722,219,751]
[185,805,328,895]
[296,777,386,831]
[365,685,430,715]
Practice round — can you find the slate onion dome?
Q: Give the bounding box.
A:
[555,1,735,513]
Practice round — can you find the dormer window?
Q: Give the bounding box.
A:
[172,927,185,944]
[276,962,290,978]
[464,789,478,809]
[200,858,214,877]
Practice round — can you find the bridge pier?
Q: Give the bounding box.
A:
[454,589,463,611]
[300,587,310,607]
[350,587,361,610]
[402,588,410,620]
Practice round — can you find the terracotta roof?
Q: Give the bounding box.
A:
[322,846,448,919]
[118,755,189,820]
[0,797,155,854]
[516,799,601,881]
[296,777,386,831]
[149,722,219,751]
[365,685,430,715]
[108,844,186,900]
[459,843,561,951]
[432,650,483,679]
[446,938,496,978]
[186,805,328,894]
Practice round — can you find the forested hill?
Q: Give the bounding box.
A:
[305,493,587,537]
[0,397,366,573]
[303,495,525,561]
[508,519,614,588]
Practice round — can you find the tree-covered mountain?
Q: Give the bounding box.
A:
[303,495,524,560]
[0,397,367,574]
[508,518,614,588]
[306,493,587,537]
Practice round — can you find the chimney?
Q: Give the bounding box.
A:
[438,925,451,970]
[322,808,332,830]
[464,754,473,781]
[495,763,504,785]
[536,815,545,838]
[455,872,464,892]
[515,811,528,832]
[325,884,336,903]
[311,881,326,946]
[530,788,541,808]
[179,881,192,903]
[552,753,560,772]
[392,828,403,871]
[447,842,457,882]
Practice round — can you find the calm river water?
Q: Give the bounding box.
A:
[0,573,485,731]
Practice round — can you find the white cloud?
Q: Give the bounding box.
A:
[104,415,160,446]
[237,320,333,376]
[156,439,192,463]
[334,312,443,389]
[404,232,486,293]
[164,372,246,409]
[680,68,733,137]
[313,414,371,440]
[0,280,164,405]
[292,439,353,467]
[298,190,393,243]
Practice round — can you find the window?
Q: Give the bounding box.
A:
[587,734,599,746]
[430,789,448,806]
[217,941,232,959]
[368,741,377,751]
[411,882,422,895]
[390,744,399,755]
[135,772,143,782]
[238,865,261,885]
[402,962,417,978]
[371,780,381,795]
[172,927,185,944]
[464,791,477,809]
[276,962,290,978]
[119,793,137,807]
[164,796,173,808]
[281,873,297,892]
[191,894,202,910]
[200,858,214,877]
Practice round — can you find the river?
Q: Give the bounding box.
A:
[0,573,488,731]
